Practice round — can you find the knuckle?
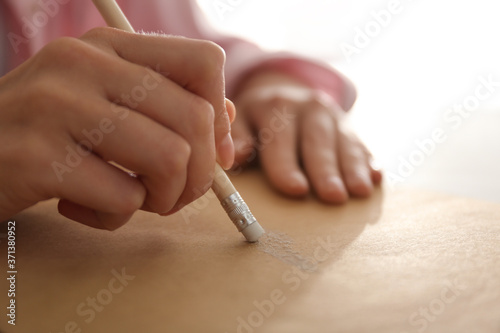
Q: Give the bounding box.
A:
[343,144,365,162]
[194,40,226,77]
[147,137,190,214]
[38,37,89,68]
[187,96,215,136]
[80,26,115,42]
[159,135,191,176]
[199,40,226,66]
[23,81,66,121]
[266,96,290,108]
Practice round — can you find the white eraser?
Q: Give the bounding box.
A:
[241,222,265,243]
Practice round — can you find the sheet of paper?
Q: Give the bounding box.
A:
[1,170,499,333]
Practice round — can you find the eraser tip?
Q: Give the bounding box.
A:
[241,222,265,243]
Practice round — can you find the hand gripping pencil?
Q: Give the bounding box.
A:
[92,0,265,242]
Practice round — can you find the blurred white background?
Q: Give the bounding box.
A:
[198,0,500,202]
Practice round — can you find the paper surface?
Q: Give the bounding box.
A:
[1,170,499,333]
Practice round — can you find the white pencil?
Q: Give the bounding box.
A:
[92,0,265,242]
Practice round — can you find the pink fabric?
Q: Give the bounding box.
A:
[3,0,356,110]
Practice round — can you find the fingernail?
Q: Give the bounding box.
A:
[225,98,236,124]
[327,176,347,193]
[325,176,349,202]
[348,171,373,197]
[355,171,372,186]
[287,171,309,195]
[217,133,235,170]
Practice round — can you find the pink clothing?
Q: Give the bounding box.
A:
[3,0,355,109]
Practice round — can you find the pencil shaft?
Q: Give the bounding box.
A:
[92,0,135,33]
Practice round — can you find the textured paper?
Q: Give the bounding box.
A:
[1,170,499,333]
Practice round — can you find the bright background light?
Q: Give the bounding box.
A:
[198,0,500,202]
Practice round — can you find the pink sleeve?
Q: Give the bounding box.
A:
[5,0,356,110]
[120,0,357,110]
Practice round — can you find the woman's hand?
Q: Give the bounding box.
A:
[231,71,381,203]
[0,27,235,229]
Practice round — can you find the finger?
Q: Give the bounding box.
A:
[359,143,383,186]
[50,147,146,230]
[369,159,383,185]
[231,103,256,168]
[58,200,134,231]
[81,28,233,168]
[218,98,236,170]
[58,200,104,229]
[226,98,236,124]
[69,99,192,215]
[105,73,214,210]
[249,98,308,196]
[301,105,348,203]
[338,128,374,197]
[72,48,215,211]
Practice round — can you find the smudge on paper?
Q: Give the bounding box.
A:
[257,231,317,272]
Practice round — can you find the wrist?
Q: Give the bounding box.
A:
[234,70,339,109]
